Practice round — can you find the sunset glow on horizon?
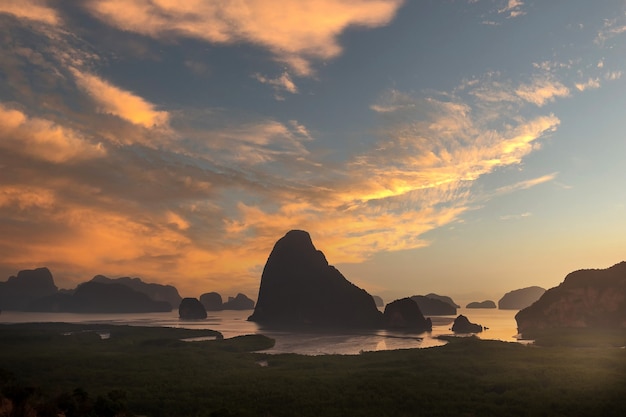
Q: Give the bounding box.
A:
[1,0,625,303]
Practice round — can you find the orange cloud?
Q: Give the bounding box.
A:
[71,69,170,129]
[0,103,106,163]
[0,0,59,25]
[85,0,405,75]
[515,78,570,106]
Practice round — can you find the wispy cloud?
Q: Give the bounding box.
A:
[498,0,526,18]
[499,212,532,221]
[605,71,622,81]
[575,78,601,91]
[71,69,170,130]
[515,78,570,106]
[596,13,626,44]
[493,173,559,196]
[253,72,298,99]
[369,89,416,113]
[84,0,405,76]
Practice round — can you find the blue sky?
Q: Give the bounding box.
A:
[1,0,625,304]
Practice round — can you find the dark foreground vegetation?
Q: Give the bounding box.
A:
[1,324,625,417]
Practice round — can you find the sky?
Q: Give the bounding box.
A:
[1,0,625,305]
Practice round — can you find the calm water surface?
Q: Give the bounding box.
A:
[0,308,524,355]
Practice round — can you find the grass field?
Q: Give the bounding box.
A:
[1,323,625,416]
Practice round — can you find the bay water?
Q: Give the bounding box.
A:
[0,308,525,355]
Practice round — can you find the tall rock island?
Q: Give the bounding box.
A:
[248,230,383,328]
[383,298,432,331]
[516,262,626,335]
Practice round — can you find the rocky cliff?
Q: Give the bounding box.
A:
[516,262,626,334]
[498,286,546,310]
[179,297,207,319]
[248,230,383,328]
[0,267,58,310]
[452,315,483,333]
[91,275,182,309]
[383,298,432,331]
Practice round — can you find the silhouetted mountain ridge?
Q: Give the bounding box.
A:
[91,275,182,308]
[29,281,172,313]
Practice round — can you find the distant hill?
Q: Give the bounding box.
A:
[91,275,182,308]
[0,268,58,311]
[248,230,383,328]
[498,286,546,310]
[29,281,172,313]
[466,300,496,309]
[410,295,456,315]
[223,293,255,310]
[516,262,626,335]
[200,292,223,311]
[199,292,255,310]
[425,293,460,308]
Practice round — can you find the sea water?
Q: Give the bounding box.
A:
[0,308,524,355]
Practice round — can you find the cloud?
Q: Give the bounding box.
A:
[498,0,525,18]
[575,78,601,91]
[369,89,416,113]
[253,72,298,99]
[596,14,626,44]
[0,103,106,163]
[71,69,170,129]
[499,212,532,221]
[515,78,570,106]
[0,0,60,25]
[194,119,313,166]
[605,71,622,81]
[84,0,405,75]
[216,79,563,267]
[493,173,559,196]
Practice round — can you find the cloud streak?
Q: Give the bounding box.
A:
[72,69,170,129]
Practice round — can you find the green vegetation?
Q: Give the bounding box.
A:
[521,327,626,347]
[1,324,625,417]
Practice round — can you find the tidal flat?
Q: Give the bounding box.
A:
[1,323,625,417]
